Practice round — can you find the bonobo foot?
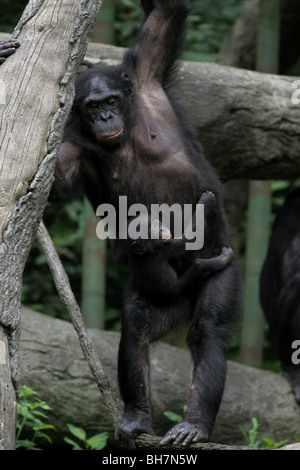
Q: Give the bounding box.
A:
[220,246,234,262]
[198,190,215,205]
[160,421,209,447]
[0,40,20,64]
[115,409,154,449]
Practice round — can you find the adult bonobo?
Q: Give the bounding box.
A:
[260,188,300,405]
[51,0,242,448]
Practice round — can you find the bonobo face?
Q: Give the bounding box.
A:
[151,219,172,244]
[130,218,173,255]
[75,69,133,146]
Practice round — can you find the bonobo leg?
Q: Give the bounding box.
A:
[160,261,242,446]
[184,190,227,249]
[116,285,191,448]
[115,287,154,449]
[0,40,20,64]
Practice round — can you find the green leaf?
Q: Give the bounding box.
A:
[261,438,288,449]
[66,424,87,442]
[64,437,83,450]
[15,439,40,450]
[87,432,109,450]
[163,411,183,423]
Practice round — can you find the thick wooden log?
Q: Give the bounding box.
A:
[19,307,300,450]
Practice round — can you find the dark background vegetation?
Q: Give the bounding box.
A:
[1,0,294,369]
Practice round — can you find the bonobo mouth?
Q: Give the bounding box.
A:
[99,127,124,144]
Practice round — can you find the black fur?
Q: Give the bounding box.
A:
[125,192,234,297]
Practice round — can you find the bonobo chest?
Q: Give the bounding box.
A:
[107,87,200,206]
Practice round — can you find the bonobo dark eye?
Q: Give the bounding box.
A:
[87,102,98,110]
[107,97,117,105]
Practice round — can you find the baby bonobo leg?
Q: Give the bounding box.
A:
[194,246,234,272]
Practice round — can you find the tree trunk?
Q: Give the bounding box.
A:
[0,0,101,450]
[0,326,17,450]
[19,307,300,450]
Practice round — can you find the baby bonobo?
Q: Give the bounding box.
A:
[128,191,234,297]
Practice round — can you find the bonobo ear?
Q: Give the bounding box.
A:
[122,72,133,96]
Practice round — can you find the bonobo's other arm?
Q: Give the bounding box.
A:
[0,40,20,64]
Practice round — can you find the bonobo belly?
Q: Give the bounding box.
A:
[111,166,199,212]
[107,144,200,210]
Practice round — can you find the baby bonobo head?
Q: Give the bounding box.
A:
[130,217,172,255]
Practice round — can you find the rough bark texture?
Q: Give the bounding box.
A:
[20,307,300,450]
[0,326,17,450]
[0,0,101,449]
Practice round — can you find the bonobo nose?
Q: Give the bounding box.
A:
[100,111,112,121]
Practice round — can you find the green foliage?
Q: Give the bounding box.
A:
[114,0,143,48]
[0,0,27,32]
[64,424,109,450]
[164,405,186,423]
[16,385,109,450]
[184,0,246,60]
[240,418,288,449]
[114,0,247,61]
[16,385,55,450]
[164,410,183,423]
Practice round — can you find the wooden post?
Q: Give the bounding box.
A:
[82,200,107,329]
[240,0,280,367]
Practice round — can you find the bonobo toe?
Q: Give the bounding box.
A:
[160,422,209,447]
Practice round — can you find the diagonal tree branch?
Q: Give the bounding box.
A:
[36,220,122,428]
